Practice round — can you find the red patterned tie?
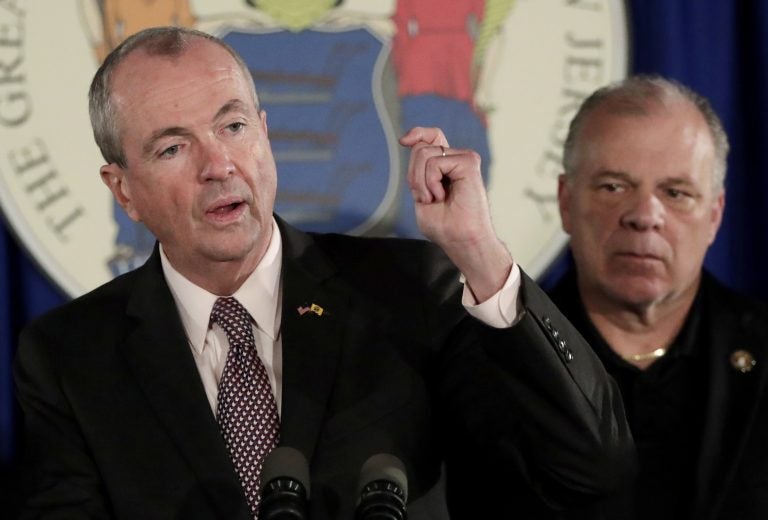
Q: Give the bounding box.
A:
[211,297,280,518]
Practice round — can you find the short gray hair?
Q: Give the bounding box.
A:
[562,75,729,190]
[88,26,259,168]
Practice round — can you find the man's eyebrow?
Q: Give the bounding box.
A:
[659,176,696,186]
[592,169,632,181]
[142,127,193,158]
[591,170,699,189]
[213,99,250,122]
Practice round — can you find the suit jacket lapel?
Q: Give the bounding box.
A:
[119,249,248,517]
[276,219,348,462]
[115,223,349,511]
[694,276,768,518]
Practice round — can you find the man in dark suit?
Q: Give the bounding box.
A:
[548,76,768,519]
[13,27,634,519]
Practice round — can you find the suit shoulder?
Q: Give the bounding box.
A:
[315,232,455,278]
[312,232,449,265]
[701,273,768,355]
[20,266,142,342]
[308,232,461,309]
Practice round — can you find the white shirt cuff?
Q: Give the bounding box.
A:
[461,263,522,328]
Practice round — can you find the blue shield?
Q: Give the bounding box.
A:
[223,28,398,234]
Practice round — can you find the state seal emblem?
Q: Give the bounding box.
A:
[0,0,627,297]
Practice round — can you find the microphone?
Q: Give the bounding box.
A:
[258,446,310,520]
[355,453,408,520]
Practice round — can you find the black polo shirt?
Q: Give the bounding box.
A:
[549,270,709,519]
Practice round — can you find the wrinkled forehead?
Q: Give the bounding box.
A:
[109,42,259,149]
[112,37,257,106]
[575,101,717,180]
[118,46,247,110]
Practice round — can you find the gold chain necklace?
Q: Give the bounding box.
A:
[622,348,667,362]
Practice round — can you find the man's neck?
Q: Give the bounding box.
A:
[182,260,260,296]
[582,282,699,369]
[160,220,278,296]
[161,246,266,297]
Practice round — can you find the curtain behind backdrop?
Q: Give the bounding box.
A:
[2,0,767,513]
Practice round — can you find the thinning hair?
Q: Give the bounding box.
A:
[88,26,259,168]
[562,75,729,191]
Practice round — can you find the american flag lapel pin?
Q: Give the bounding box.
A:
[297,303,325,316]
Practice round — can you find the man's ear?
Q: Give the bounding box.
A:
[100,163,141,222]
[707,189,726,246]
[259,108,268,135]
[557,173,572,234]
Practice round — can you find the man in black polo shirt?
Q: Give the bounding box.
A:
[550,75,768,519]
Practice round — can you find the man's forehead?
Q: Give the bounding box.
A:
[576,146,714,191]
[114,38,237,84]
[112,46,245,105]
[111,47,256,149]
[583,103,712,155]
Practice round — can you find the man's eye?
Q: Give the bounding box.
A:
[667,188,688,199]
[227,122,245,132]
[601,183,623,192]
[160,144,180,158]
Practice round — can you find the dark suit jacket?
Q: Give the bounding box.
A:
[14,219,633,519]
[547,269,768,520]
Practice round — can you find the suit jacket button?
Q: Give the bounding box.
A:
[730,350,756,373]
[564,349,574,362]
[543,316,552,330]
[558,339,567,352]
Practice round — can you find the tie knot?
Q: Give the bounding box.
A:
[211,297,254,346]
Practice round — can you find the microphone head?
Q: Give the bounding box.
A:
[357,453,408,503]
[260,446,311,499]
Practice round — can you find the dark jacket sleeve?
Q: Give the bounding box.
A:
[439,271,636,515]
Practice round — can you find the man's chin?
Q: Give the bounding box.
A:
[611,255,666,276]
[610,282,669,308]
[193,235,258,262]
[198,223,266,258]
[204,245,258,264]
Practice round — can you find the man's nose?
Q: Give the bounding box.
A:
[199,140,235,181]
[620,191,665,231]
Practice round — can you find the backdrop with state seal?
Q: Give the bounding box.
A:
[1,0,767,515]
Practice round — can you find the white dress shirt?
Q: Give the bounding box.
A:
[161,217,522,416]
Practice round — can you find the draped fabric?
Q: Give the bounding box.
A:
[2,0,767,513]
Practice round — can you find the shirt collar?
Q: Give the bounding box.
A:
[160,217,283,354]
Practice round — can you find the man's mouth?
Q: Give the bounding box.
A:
[209,201,243,214]
[613,251,665,266]
[205,197,247,222]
